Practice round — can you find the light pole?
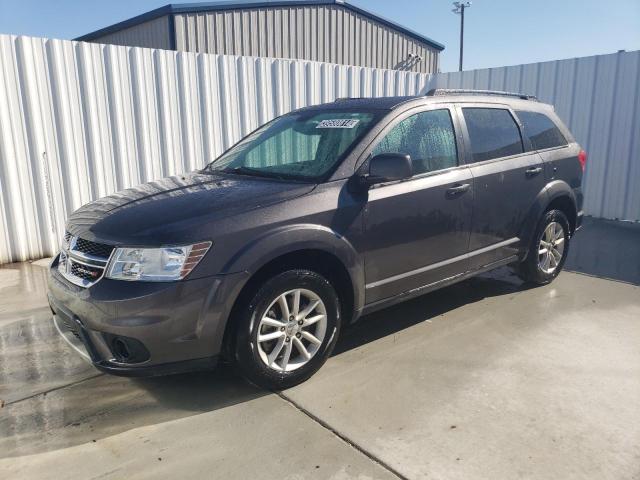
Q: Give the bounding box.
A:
[452,2,472,71]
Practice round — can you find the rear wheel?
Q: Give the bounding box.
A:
[516,209,571,285]
[233,269,341,389]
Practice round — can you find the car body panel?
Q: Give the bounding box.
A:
[67,172,316,247]
[362,166,474,303]
[452,104,540,266]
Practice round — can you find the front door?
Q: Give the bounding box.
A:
[362,106,473,304]
[457,105,547,269]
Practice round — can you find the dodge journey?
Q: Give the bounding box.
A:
[48,89,585,388]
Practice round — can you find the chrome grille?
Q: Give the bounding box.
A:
[58,232,113,288]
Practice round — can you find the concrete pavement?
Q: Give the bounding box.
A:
[1,217,639,479]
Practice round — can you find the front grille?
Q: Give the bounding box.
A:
[74,237,115,258]
[70,262,103,282]
[58,232,114,288]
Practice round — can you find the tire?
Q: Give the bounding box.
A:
[233,269,341,390]
[516,209,571,285]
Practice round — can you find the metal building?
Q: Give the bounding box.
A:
[75,0,444,73]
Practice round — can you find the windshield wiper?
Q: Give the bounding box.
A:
[222,166,289,181]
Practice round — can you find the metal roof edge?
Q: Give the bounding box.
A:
[74,0,445,51]
[74,4,173,41]
[338,1,444,51]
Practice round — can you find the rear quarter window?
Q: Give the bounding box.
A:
[462,108,524,163]
[516,110,568,150]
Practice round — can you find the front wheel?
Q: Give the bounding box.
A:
[516,209,571,285]
[233,269,341,389]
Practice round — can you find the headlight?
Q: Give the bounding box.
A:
[106,242,211,282]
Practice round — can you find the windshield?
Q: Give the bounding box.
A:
[206,110,379,181]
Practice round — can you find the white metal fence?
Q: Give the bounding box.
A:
[0,34,638,265]
[432,50,640,223]
[0,34,431,264]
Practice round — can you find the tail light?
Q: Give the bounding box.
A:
[578,150,587,172]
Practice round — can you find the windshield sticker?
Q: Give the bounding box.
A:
[316,119,360,129]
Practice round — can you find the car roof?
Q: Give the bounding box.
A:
[293,94,554,114]
[294,96,419,112]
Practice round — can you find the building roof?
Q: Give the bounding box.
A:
[74,0,445,51]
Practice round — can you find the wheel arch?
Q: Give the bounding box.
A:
[218,225,364,357]
[545,195,577,234]
[520,180,578,260]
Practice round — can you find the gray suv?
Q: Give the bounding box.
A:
[48,89,585,389]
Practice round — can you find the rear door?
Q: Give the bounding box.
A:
[362,105,473,304]
[515,109,583,205]
[457,104,546,269]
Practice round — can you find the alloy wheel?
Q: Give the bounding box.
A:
[256,288,327,372]
[538,221,565,274]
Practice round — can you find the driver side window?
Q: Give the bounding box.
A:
[373,109,458,175]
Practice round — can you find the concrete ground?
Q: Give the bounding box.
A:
[1,217,639,480]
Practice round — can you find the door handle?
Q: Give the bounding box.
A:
[446,183,470,196]
[525,166,543,177]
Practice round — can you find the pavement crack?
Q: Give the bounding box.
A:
[5,373,104,407]
[277,392,409,480]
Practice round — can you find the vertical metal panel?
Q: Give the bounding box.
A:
[91,16,171,50]
[173,4,439,73]
[0,34,432,264]
[432,50,640,222]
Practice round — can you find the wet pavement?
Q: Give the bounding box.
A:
[1,217,639,479]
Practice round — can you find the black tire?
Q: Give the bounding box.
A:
[233,269,341,390]
[516,209,571,285]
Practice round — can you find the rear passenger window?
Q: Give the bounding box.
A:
[372,109,458,175]
[516,110,567,150]
[462,108,524,162]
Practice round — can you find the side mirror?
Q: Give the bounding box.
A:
[362,153,412,186]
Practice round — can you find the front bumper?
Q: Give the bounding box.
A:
[47,255,248,376]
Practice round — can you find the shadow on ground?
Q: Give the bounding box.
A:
[335,267,531,355]
[565,216,640,285]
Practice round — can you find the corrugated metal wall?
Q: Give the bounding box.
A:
[432,50,640,222]
[91,16,172,50]
[0,34,432,264]
[174,5,440,73]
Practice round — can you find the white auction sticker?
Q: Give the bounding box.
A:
[316,119,360,129]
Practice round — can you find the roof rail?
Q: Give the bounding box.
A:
[425,89,538,101]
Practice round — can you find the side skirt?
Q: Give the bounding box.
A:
[359,254,519,317]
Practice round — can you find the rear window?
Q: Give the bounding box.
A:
[462,108,524,163]
[516,110,567,150]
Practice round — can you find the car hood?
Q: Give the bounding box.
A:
[66,171,316,244]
